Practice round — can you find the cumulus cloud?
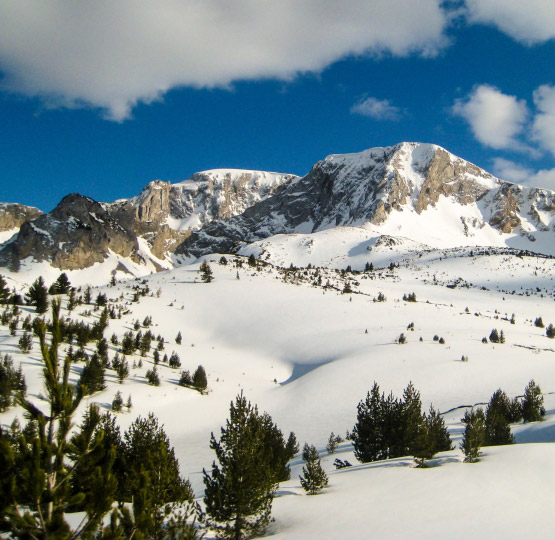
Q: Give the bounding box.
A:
[452,85,529,150]
[532,85,555,157]
[465,0,555,44]
[0,0,449,121]
[492,157,555,191]
[350,96,402,121]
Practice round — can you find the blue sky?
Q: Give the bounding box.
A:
[0,1,554,211]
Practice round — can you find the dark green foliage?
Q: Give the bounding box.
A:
[534,316,544,328]
[352,382,451,464]
[79,354,106,395]
[326,432,342,454]
[302,443,319,462]
[0,300,117,538]
[199,260,213,283]
[485,390,515,445]
[95,292,108,307]
[169,351,181,369]
[461,408,486,463]
[25,276,49,314]
[0,274,10,304]
[121,413,196,539]
[175,331,182,344]
[522,380,544,423]
[403,292,416,302]
[120,331,136,355]
[112,391,124,412]
[192,364,207,391]
[18,331,33,353]
[112,354,129,383]
[179,370,193,387]
[299,449,328,495]
[248,253,257,267]
[0,354,26,412]
[546,323,555,339]
[146,366,160,386]
[203,393,278,539]
[49,272,72,295]
[84,286,92,304]
[219,256,228,265]
[139,332,152,357]
[398,332,406,344]
[286,432,299,458]
[364,262,374,272]
[489,328,500,343]
[342,281,352,294]
[259,413,295,482]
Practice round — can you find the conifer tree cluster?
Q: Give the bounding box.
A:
[0,301,202,539]
[351,382,451,467]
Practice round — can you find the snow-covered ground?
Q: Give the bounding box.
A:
[1,249,554,538]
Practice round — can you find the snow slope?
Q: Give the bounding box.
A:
[0,252,554,538]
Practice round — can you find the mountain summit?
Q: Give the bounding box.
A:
[0,143,553,274]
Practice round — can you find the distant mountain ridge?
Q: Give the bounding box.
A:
[0,143,554,274]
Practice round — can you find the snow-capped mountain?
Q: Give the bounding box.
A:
[179,142,555,257]
[0,169,296,272]
[0,143,554,276]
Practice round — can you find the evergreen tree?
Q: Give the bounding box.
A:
[18,331,33,353]
[0,354,26,412]
[522,379,544,422]
[259,413,294,482]
[248,253,257,267]
[25,276,49,314]
[199,260,214,283]
[169,351,181,369]
[121,413,197,539]
[460,408,485,463]
[299,449,328,495]
[175,330,182,344]
[192,364,207,392]
[400,382,422,456]
[485,390,515,445]
[489,328,500,343]
[0,274,9,304]
[302,443,319,462]
[546,323,555,339]
[79,354,106,395]
[285,432,299,459]
[203,393,278,539]
[0,300,116,538]
[49,272,72,295]
[146,366,160,386]
[426,405,452,452]
[83,286,92,304]
[351,382,385,462]
[411,416,434,468]
[112,391,124,412]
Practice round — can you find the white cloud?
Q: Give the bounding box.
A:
[492,157,555,191]
[452,85,529,150]
[350,97,402,121]
[0,0,449,121]
[465,0,555,44]
[532,85,555,157]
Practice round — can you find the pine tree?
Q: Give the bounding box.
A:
[248,253,257,267]
[203,393,277,539]
[522,379,544,422]
[175,330,182,344]
[146,366,160,386]
[18,331,33,353]
[121,413,197,539]
[79,354,106,395]
[0,274,9,304]
[192,364,207,392]
[461,408,485,463]
[485,390,515,445]
[49,272,72,295]
[25,276,49,314]
[0,300,116,538]
[299,449,328,495]
[411,416,434,468]
[546,323,555,339]
[352,382,385,462]
[199,260,214,283]
[112,391,124,412]
[426,405,452,453]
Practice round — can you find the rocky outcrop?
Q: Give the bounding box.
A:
[0,203,43,231]
[0,194,138,270]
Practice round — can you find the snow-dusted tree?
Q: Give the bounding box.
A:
[300,448,328,495]
[461,408,485,463]
[203,393,277,539]
[522,380,544,423]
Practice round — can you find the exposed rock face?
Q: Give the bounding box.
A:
[0,203,43,231]
[0,169,295,271]
[178,143,555,257]
[0,194,138,270]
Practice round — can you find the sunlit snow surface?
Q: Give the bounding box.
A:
[1,252,554,539]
